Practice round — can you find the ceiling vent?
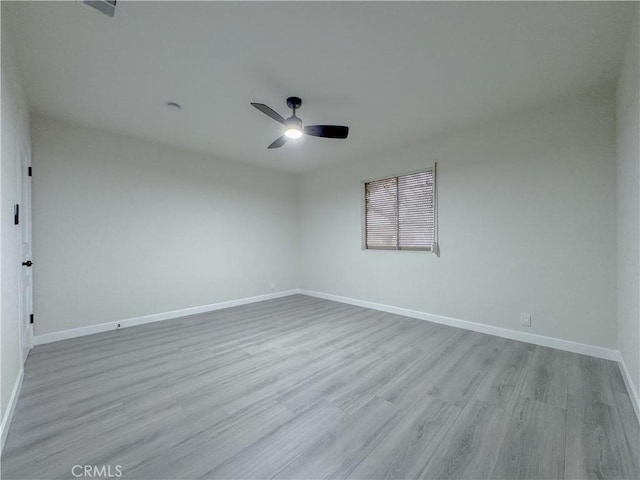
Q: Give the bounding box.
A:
[84,0,116,17]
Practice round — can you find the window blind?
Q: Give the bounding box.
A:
[365,169,435,251]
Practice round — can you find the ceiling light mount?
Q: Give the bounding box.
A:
[166,102,182,111]
[286,96,302,110]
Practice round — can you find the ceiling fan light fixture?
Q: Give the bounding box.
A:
[284,127,303,139]
[284,115,303,139]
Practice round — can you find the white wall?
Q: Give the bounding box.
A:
[1,31,30,435]
[31,115,298,335]
[298,88,617,349]
[616,11,640,404]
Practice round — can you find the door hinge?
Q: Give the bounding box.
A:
[14,204,19,225]
[30,314,34,324]
[28,166,32,176]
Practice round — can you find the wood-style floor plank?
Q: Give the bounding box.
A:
[419,399,512,479]
[348,395,462,479]
[273,396,400,479]
[565,393,638,480]
[520,346,572,410]
[1,295,637,480]
[492,396,566,479]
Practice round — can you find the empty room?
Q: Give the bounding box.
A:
[1,1,639,479]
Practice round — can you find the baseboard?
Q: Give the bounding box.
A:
[1,368,24,452]
[618,353,640,422]
[23,323,33,351]
[33,289,301,345]
[31,286,621,364]
[299,289,620,361]
[23,287,637,419]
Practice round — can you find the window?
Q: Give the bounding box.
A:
[364,168,437,252]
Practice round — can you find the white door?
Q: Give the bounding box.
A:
[17,140,33,363]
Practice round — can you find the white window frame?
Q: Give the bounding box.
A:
[361,164,439,255]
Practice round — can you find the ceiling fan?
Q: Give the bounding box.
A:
[251,97,349,149]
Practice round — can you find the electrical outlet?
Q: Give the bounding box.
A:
[520,314,531,327]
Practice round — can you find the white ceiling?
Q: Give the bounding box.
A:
[3,1,635,172]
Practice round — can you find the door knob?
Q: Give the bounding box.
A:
[22,260,33,267]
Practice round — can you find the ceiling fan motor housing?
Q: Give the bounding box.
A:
[285,116,302,129]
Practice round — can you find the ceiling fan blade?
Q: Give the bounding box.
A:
[304,125,349,139]
[251,103,285,124]
[268,136,288,149]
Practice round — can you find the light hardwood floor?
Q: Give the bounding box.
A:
[2,295,638,479]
